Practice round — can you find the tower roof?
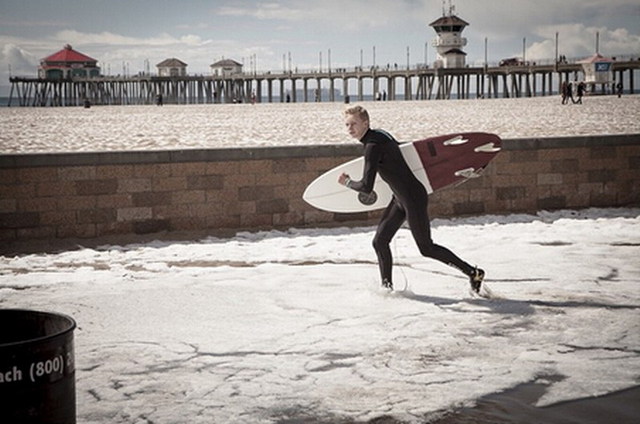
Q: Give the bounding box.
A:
[429,15,469,28]
[42,44,97,64]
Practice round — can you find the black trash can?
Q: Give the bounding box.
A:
[0,309,76,424]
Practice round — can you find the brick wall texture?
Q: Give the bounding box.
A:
[1,135,638,243]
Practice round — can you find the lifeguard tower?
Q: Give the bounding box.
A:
[579,53,614,88]
[429,1,469,68]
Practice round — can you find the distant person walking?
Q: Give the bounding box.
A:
[561,81,569,104]
[338,105,485,293]
[617,82,623,98]
[567,82,575,104]
[575,82,586,104]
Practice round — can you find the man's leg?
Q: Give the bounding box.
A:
[372,200,405,286]
[405,200,475,276]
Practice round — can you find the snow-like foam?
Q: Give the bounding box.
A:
[2,208,639,422]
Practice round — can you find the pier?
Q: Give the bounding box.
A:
[8,58,639,107]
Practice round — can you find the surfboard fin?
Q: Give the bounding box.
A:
[443,135,469,146]
[454,167,484,179]
[474,142,501,153]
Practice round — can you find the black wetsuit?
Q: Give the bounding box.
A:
[347,129,474,284]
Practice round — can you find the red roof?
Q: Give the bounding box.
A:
[42,44,97,64]
[579,53,614,64]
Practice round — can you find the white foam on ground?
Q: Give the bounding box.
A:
[1,208,639,423]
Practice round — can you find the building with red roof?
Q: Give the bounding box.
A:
[38,44,101,79]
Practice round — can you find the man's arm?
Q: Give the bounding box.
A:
[340,143,381,193]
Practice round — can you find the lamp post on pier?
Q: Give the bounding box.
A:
[555,32,559,68]
[424,42,428,67]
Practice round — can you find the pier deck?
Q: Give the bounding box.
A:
[8,59,639,107]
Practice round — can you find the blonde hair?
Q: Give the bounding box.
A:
[344,105,369,123]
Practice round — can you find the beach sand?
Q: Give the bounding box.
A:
[1,95,639,154]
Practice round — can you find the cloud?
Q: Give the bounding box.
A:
[41,30,226,72]
[455,0,640,40]
[34,29,278,75]
[218,2,308,21]
[175,22,211,31]
[2,44,39,75]
[179,34,209,46]
[52,30,211,48]
[605,27,640,54]
[528,23,640,60]
[0,28,253,80]
[216,0,424,31]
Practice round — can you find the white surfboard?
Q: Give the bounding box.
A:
[303,132,502,213]
[303,155,395,213]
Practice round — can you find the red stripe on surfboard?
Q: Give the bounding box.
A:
[411,133,502,191]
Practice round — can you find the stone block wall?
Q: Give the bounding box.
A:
[0,134,638,245]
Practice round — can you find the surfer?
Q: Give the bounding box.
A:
[338,105,485,293]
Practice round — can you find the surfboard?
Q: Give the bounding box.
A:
[303,132,502,213]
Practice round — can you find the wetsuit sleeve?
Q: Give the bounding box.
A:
[347,142,381,193]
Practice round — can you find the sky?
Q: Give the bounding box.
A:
[1,0,639,96]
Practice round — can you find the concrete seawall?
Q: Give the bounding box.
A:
[1,134,638,245]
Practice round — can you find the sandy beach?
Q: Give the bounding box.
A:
[1,95,639,154]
